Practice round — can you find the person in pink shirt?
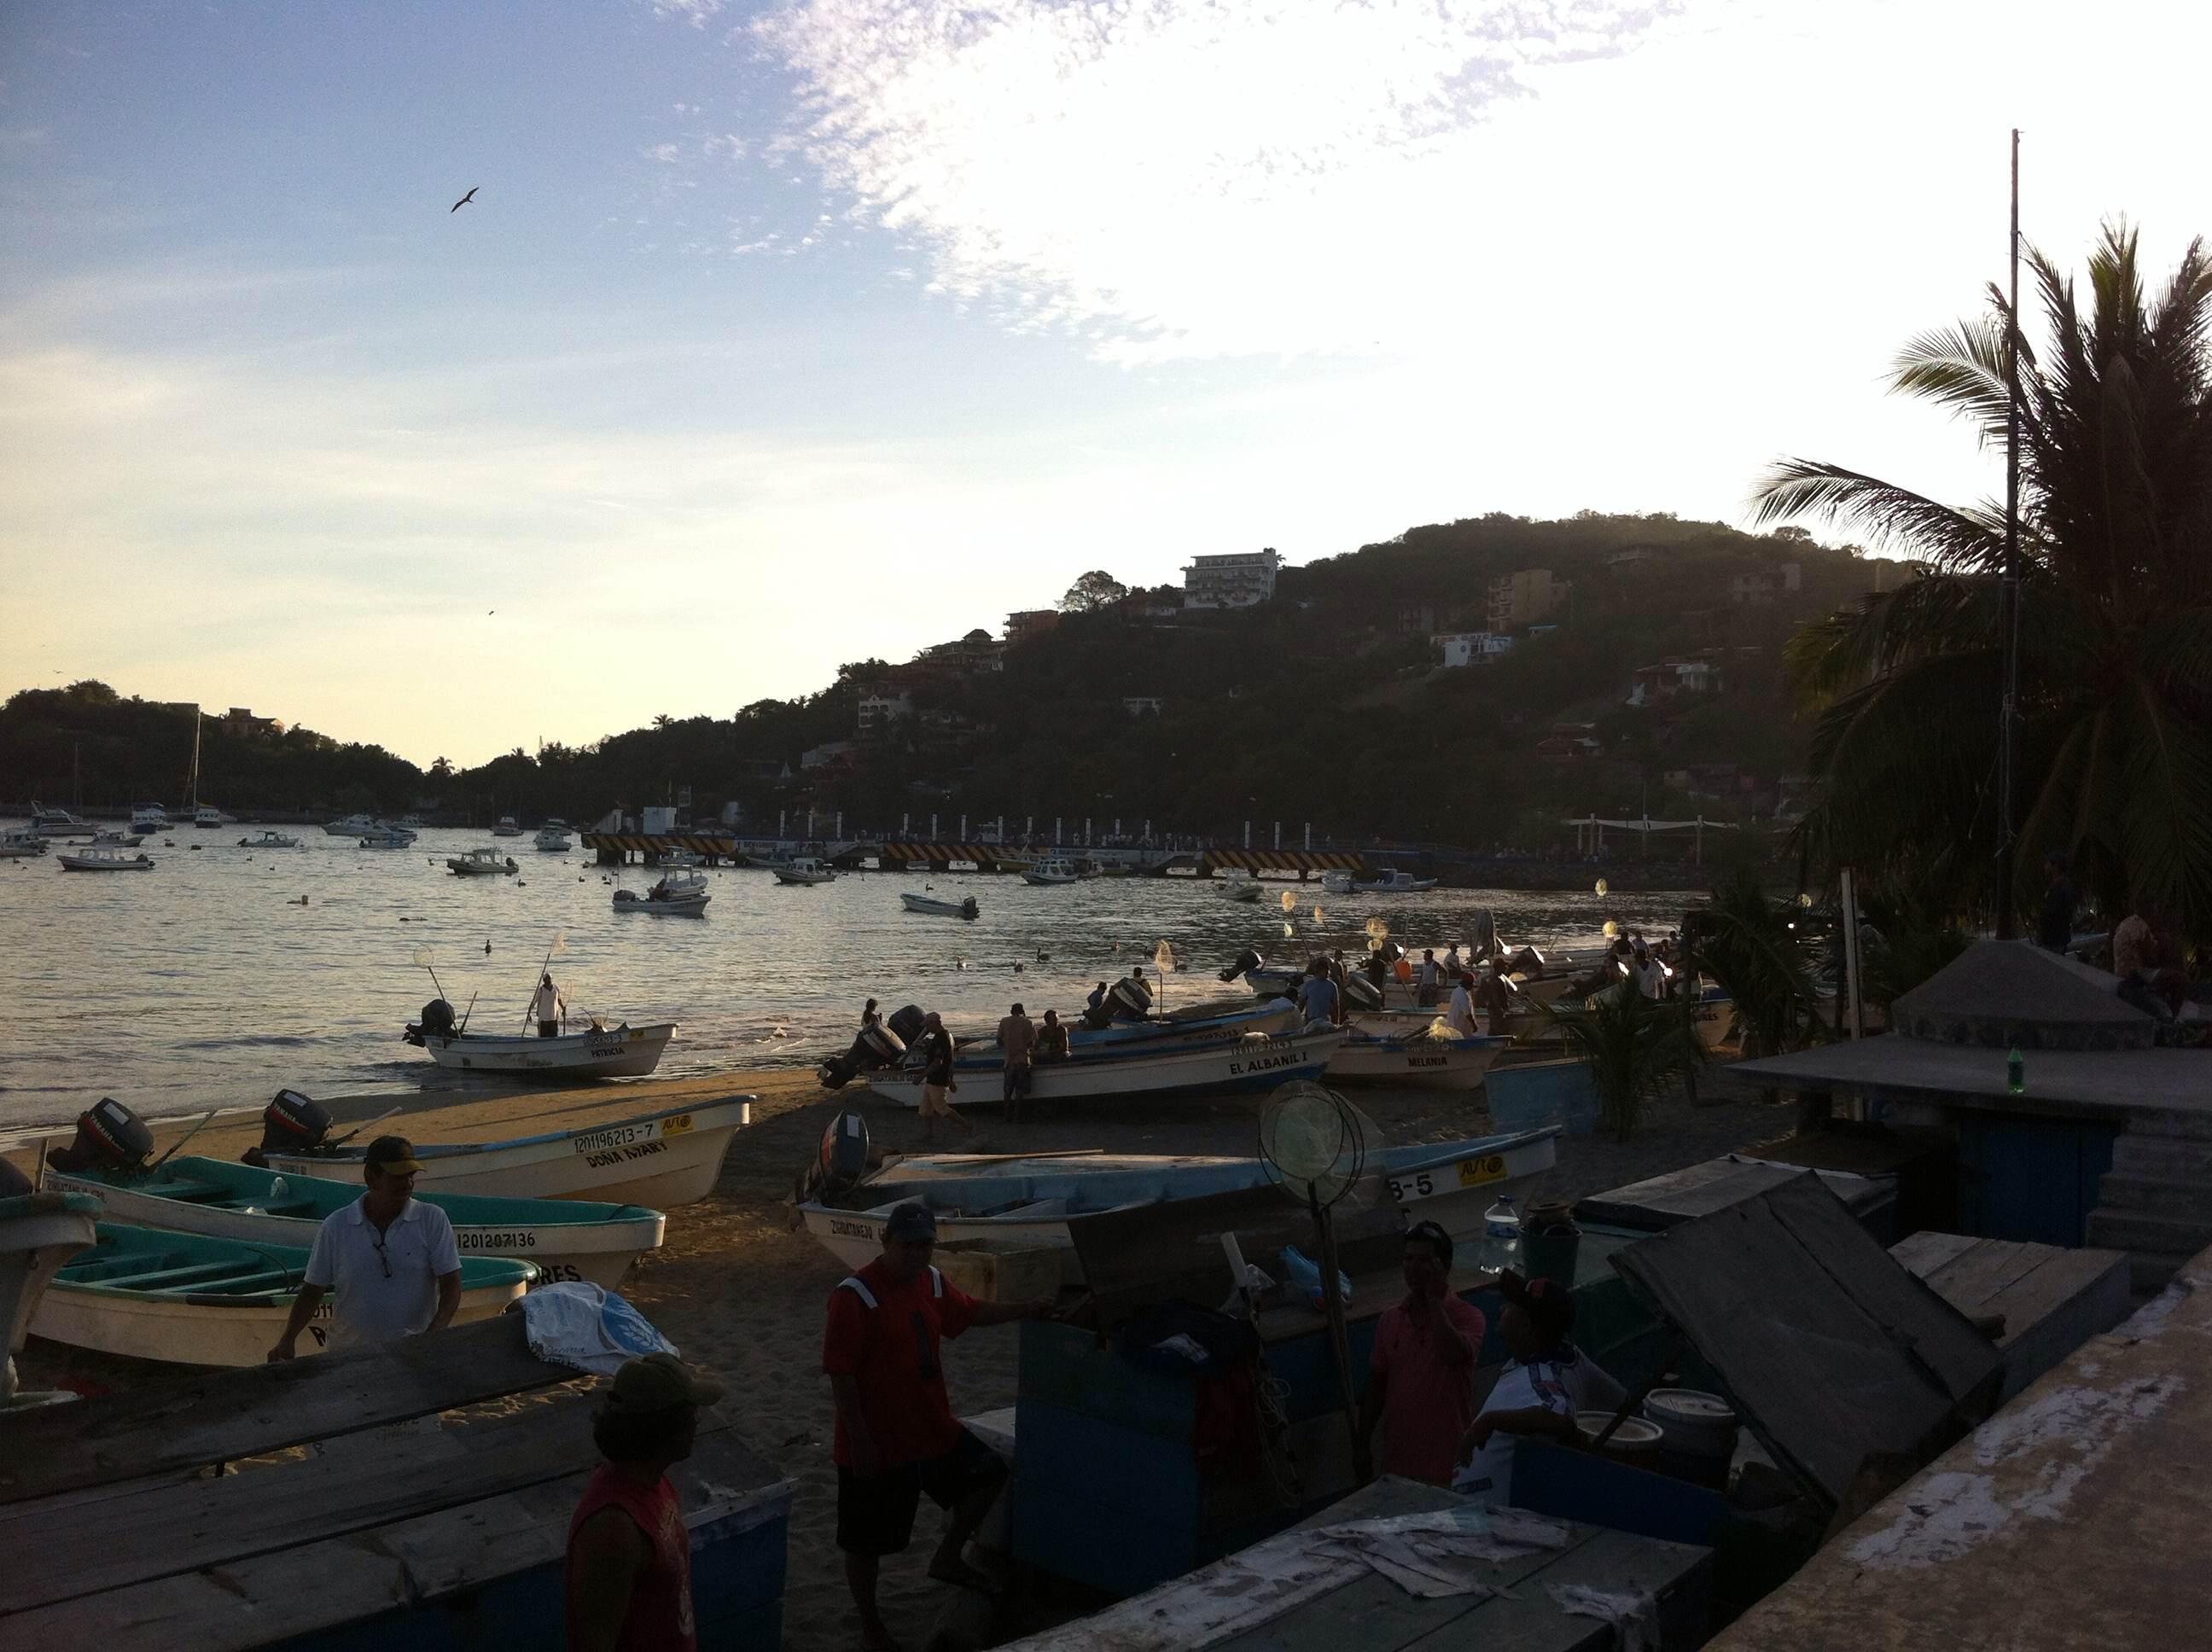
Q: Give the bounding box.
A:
[1358,1221,1493,1485]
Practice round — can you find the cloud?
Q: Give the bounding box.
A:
[649,0,725,26]
[749,0,1686,362]
[643,141,684,163]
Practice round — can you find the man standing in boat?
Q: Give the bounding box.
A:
[996,1002,1036,1120]
[915,1011,973,1142]
[267,1135,461,1360]
[533,972,568,1038]
[826,1203,1053,1649]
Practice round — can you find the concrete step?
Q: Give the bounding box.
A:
[2122,1108,2212,1143]
[2097,1172,2212,1220]
[2129,1251,2197,1296]
[2086,1205,2212,1257]
[2111,1132,2212,1178]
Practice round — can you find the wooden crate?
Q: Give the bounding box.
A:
[937,1239,1064,1302]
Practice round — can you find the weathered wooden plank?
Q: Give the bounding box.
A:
[1578,1156,1888,1231]
[0,1313,574,1505]
[1,1423,783,1652]
[1397,1526,1710,1652]
[0,1394,611,1612]
[1888,1230,1981,1277]
[1919,1240,2050,1317]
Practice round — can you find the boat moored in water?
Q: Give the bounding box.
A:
[1022,857,1082,886]
[237,829,302,849]
[492,815,523,836]
[900,891,979,919]
[615,868,710,913]
[533,820,573,852]
[26,803,95,839]
[404,1011,679,1079]
[57,848,154,871]
[358,823,416,848]
[447,846,520,875]
[324,811,378,835]
[0,829,51,858]
[773,856,835,885]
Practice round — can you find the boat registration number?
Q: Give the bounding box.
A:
[575,1123,651,1153]
[1384,1155,1506,1202]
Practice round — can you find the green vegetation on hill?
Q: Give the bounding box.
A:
[3,511,1887,846]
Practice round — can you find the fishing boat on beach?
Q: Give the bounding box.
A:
[900,891,979,919]
[615,869,710,913]
[236,829,301,849]
[2,1190,101,1406]
[797,1124,1558,1277]
[949,999,1302,1068]
[772,856,835,886]
[533,819,573,852]
[44,1156,666,1289]
[30,1223,535,1366]
[447,846,519,876]
[1324,1029,1508,1090]
[868,1026,1349,1108]
[57,848,154,871]
[257,1095,754,1206]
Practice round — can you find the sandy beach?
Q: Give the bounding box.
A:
[12,1066,1791,1651]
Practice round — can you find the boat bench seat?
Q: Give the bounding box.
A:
[85,1259,278,1290]
[175,1270,296,1299]
[147,1181,238,1204]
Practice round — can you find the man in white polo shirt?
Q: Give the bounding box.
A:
[267,1134,463,1360]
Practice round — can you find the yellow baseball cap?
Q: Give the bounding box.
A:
[608,1352,725,1414]
[364,1135,424,1175]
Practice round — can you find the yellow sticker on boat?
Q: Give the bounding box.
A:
[662,1114,693,1136]
[1457,1155,1506,1188]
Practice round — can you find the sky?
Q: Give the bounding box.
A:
[3,0,2208,767]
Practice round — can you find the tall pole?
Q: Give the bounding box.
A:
[1995,128,2023,939]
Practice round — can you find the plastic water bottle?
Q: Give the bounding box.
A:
[1481,1195,1522,1272]
[1279,1245,1352,1312]
[268,1176,288,1208]
[2006,1048,2025,1095]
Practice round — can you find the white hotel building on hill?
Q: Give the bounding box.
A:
[1181,548,1282,610]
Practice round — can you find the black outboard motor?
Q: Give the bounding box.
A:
[404,998,458,1048]
[45,1097,154,1175]
[1220,948,1265,984]
[243,1088,334,1167]
[1342,972,1382,1010]
[1086,974,1154,1029]
[792,1108,874,1207]
[818,1019,909,1091]
[888,1003,928,1045]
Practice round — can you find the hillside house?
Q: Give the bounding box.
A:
[857,692,913,733]
[1434,631,1515,669]
[1182,548,1282,609]
[221,707,284,739]
[1628,657,1725,706]
[1487,569,1571,629]
[800,740,858,771]
[1728,564,1802,606]
[1004,609,1059,647]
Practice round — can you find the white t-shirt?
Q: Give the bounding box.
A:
[1445,985,1478,1038]
[531,981,566,1021]
[303,1196,463,1352]
[1417,959,1439,987]
[1454,1349,1626,1502]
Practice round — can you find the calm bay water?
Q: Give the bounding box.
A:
[0,823,1698,1132]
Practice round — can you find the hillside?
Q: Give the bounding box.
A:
[2,512,1889,846]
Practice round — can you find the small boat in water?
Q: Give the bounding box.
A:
[237,829,302,849]
[1329,867,1437,893]
[57,848,154,871]
[259,1095,754,1206]
[130,801,170,834]
[1022,857,1082,886]
[533,820,573,852]
[26,802,95,839]
[447,846,519,876]
[193,804,236,829]
[45,1156,665,1290]
[773,856,835,886]
[404,1016,680,1079]
[798,1125,1558,1278]
[324,811,378,836]
[30,1223,534,1366]
[358,823,416,848]
[868,1027,1348,1108]
[492,815,523,836]
[1214,870,1264,902]
[900,891,979,920]
[0,829,50,858]
[87,829,145,848]
[615,869,710,914]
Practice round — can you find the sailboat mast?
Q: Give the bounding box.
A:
[1994,130,2023,939]
[185,705,201,811]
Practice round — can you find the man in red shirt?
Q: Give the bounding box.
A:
[565,1352,722,1652]
[1357,1220,1492,1486]
[825,1201,1054,1650]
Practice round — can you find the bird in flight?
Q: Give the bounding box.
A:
[451,186,479,213]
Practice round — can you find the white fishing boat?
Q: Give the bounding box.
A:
[900,891,979,919]
[130,801,170,834]
[57,848,154,871]
[260,1096,754,1207]
[404,1018,679,1079]
[193,805,236,829]
[45,1157,667,1291]
[614,870,710,914]
[324,811,379,836]
[773,856,835,886]
[533,820,573,852]
[397,815,428,832]
[447,846,520,876]
[2,1190,102,1406]
[237,829,302,849]
[1022,857,1082,886]
[30,1223,534,1366]
[797,1125,1558,1279]
[948,1001,1302,1068]
[1214,870,1264,903]
[1347,867,1437,893]
[0,829,49,858]
[868,1027,1349,1108]
[26,803,95,839]
[358,823,416,848]
[1324,1029,1508,1090]
[492,816,524,837]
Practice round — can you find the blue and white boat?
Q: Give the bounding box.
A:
[797,1125,1560,1277]
[44,1155,666,1289]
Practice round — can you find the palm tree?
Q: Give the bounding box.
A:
[1688,870,1829,1055]
[1754,224,2212,941]
[1548,986,1704,1141]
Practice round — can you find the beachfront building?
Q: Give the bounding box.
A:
[1435,631,1515,669]
[1487,568,1571,629]
[1181,548,1282,610]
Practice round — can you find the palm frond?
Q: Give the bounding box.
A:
[1889,318,2014,447]
[1749,462,2005,573]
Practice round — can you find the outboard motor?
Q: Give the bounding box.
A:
[887,1004,928,1045]
[791,1108,874,1209]
[1086,974,1153,1029]
[1220,948,1265,984]
[1342,972,1382,1011]
[818,1019,909,1091]
[45,1097,154,1175]
[243,1088,333,1167]
[404,998,458,1048]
